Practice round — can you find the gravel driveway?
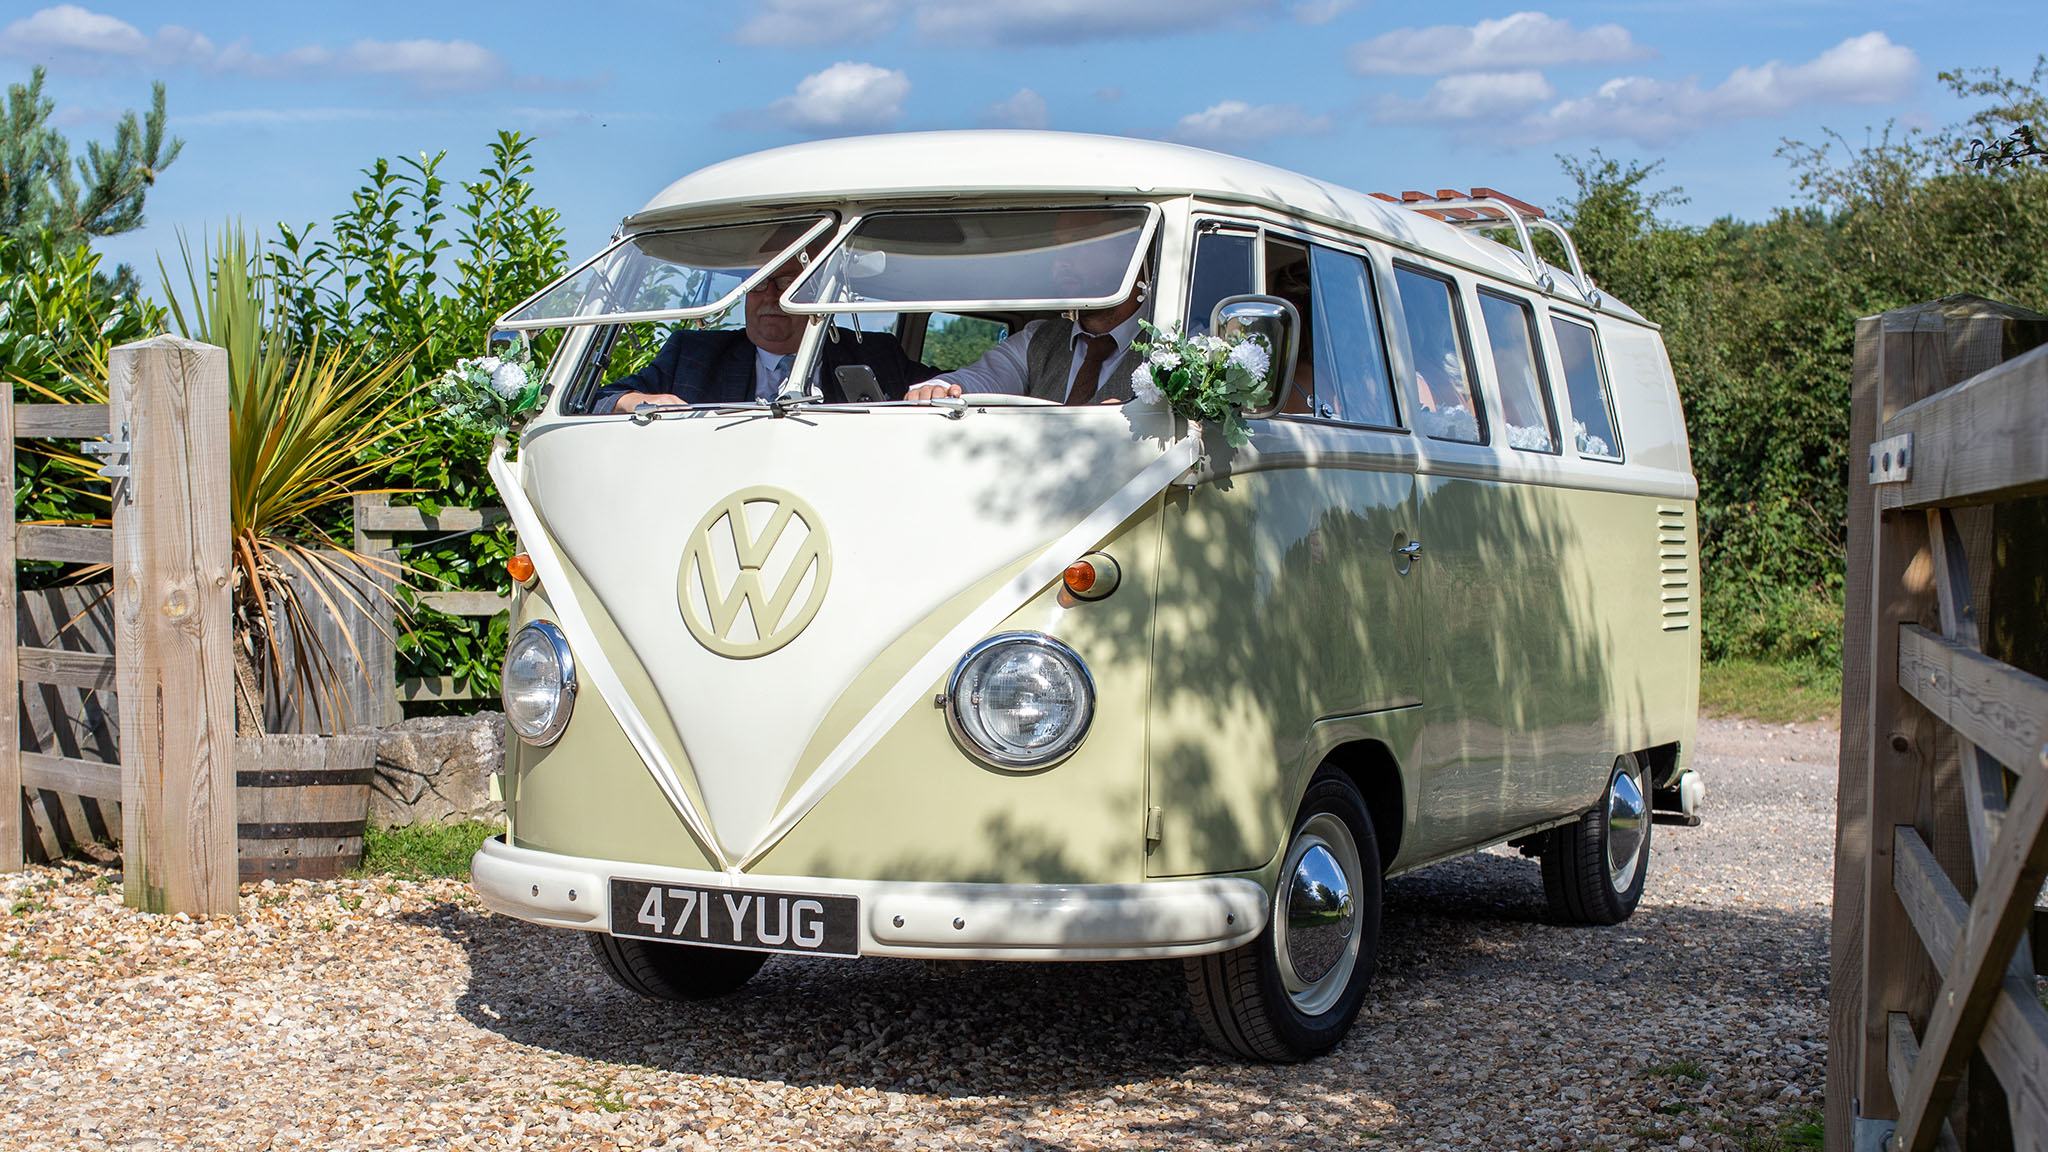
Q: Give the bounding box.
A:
[1,717,1837,1151]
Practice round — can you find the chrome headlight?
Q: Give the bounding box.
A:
[502,621,577,746]
[946,633,1094,769]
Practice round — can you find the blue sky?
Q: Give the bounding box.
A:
[5,1,2038,293]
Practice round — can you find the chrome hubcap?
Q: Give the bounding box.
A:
[1605,764,1648,893]
[1275,812,1361,1015]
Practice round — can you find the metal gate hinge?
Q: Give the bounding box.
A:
[1868,432,1911,484]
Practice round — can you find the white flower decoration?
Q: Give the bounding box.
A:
[1226,340,1269,379]
[1130,364,1163,404]
[1148,347,1182,370]
[489,361,529,397]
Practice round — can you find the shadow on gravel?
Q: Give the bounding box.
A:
[412,848,1827,1104]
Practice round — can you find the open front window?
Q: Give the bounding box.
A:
[781,206,1157,313]
[496,215,834,330]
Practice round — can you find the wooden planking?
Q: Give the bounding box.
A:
[360,503,506,533]
[399,675,481,702]
[20,751,121,803]
[111,337,237,917]
[417,590,510,617]
[1900,624,2048,781]
[10,403,109,439]
[2,396,18,871]
[264,548,396,735]
[14,585,120,862]
[1889,1011,1923,1121]
[17,645,117,690]
[1893,827,2048,1145]
[15,524,112,564]
[1893,768,2048,1151]
[1839,308,1952,1131]
[1882,342,2048,511]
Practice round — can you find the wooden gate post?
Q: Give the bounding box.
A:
[2,391,19,874]
[110,336,236,916]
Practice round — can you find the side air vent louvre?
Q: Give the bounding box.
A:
[1655,504,1691,632]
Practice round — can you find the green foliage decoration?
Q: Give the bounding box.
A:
[267,131,567,705]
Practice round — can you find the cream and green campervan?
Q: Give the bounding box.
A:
[471,131,1703,1061]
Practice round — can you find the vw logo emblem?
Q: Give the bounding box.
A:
[676,487,832,659]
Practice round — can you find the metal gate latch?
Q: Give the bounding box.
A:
[80,421,133,497]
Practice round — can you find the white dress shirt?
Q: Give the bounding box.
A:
[935,314,1144,400]
[754,348,799,401]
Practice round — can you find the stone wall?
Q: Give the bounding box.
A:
[370,713,505,828]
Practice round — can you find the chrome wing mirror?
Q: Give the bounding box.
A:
[1210,295,1299,418]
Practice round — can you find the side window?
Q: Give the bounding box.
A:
[920,312,1008,371]
[1307,245,1398,428]
[1552,315,1623,459]
[1476,290,1559,453]
[1393,266,1485,444]
[1186,228,1256,336]
[1264,238,1312,414]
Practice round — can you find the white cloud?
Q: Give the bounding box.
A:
[337,39,509,92]
[1170,100,1334,149]
[0,5,528,93]
[980,88,1048,130]
[737,0,1269,46]
[1289,0,1355,25]
[770,62,910,134]
[735,0,907,46]
[1376,71,1555,122]
[1350,11,1651,76]
[1,4,147,55]
[1525,31,1918,144]
[0,4,216,68]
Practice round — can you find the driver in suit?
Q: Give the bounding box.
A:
[592,254,938,413]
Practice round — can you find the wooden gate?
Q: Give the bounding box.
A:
[1830,295,2048,1152]
[3,336,236,916]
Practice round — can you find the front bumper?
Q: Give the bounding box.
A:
[471,835,1268,961]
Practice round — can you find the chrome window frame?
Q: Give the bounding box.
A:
[493,215,838,331]
[776,204,1162,315]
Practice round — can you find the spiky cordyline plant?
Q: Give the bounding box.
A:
[160,226,421,735]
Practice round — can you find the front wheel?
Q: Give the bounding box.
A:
[1184,767,1382,1061]
[1541,754,1652,925]
[585,932,769,1001]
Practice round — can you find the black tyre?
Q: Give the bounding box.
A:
[1184,767,1382,1061]
[585,932,769,1001]
[1542,754,1652,926]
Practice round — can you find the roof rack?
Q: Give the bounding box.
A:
[1370,188,1601,307]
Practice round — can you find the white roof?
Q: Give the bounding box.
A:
[628,130,1624,315]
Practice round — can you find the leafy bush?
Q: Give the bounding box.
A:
[1,233,160,564]
[1555,60,2046,668]
[267,131,567,706]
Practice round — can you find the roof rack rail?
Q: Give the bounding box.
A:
[1370,188,1601,307]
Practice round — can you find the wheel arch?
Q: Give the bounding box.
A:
[1315,738,1403,872]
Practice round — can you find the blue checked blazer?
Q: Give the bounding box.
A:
[593,327,937,411]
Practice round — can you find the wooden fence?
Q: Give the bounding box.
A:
[1830,295,2048,1152]
[4,336,237,916]
[348,492,509,725]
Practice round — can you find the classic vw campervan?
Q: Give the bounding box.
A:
[472,131,1703,1060]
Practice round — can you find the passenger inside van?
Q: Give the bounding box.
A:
[902,211,1153,404]
[591,247,939,414]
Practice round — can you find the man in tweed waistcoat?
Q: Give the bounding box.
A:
[904,213,1150,406]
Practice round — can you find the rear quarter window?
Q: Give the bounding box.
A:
[1551,314,1623,460]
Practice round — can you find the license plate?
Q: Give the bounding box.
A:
[608,878,859,957]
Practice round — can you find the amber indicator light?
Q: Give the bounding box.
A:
[1063,561,1097,595]
[507,553,536,584]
